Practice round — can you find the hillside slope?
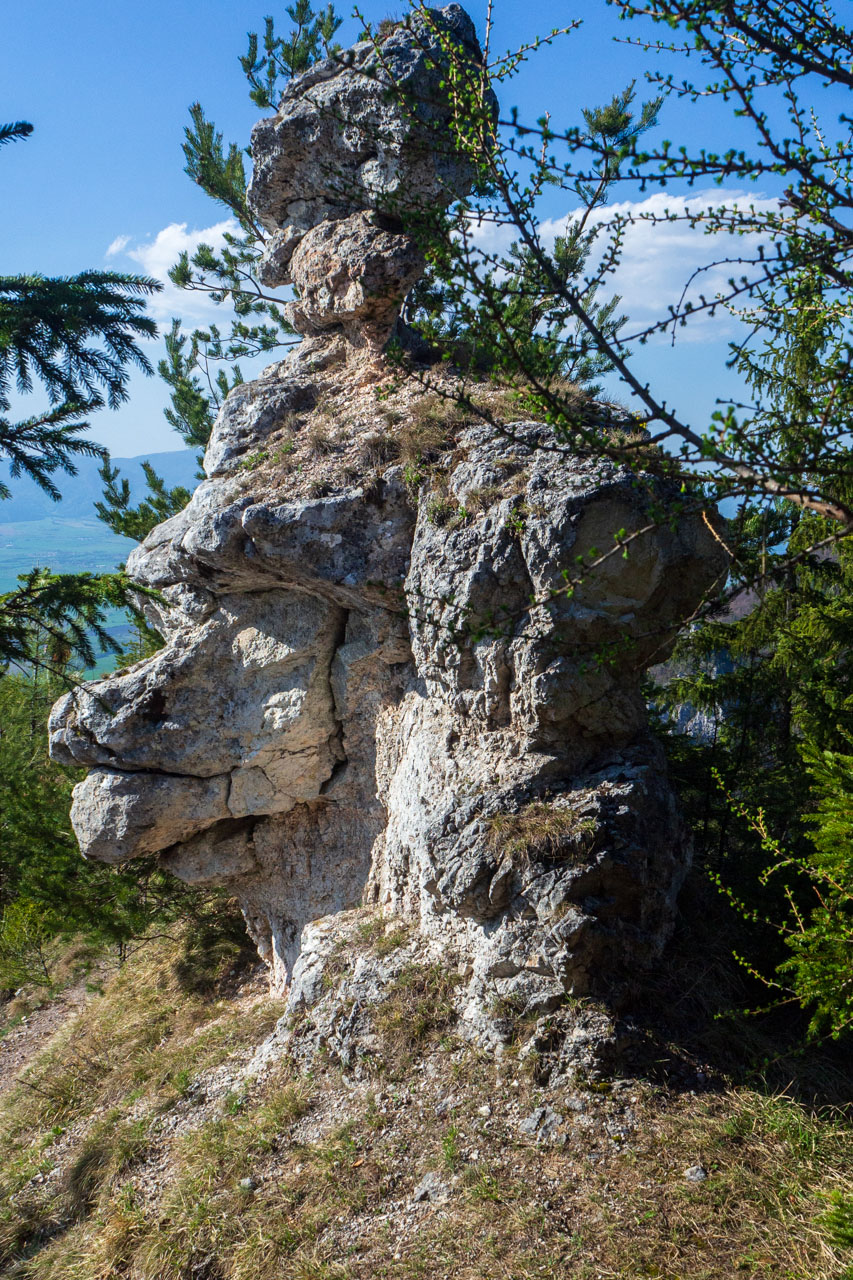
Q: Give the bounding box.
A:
[1,909,850,1280]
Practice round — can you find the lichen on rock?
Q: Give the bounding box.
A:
[49,4,728,1060]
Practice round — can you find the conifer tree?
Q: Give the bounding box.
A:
[361,1,853,1040]
[95,460,193,543]
[240,1,343,106]
[410,0,853,534]
[0,121,161,675]
[168,3,346,384]
[403,82,660,397]
[0,664,240,978]
[653,242,853,1042]
[0,120,33,148]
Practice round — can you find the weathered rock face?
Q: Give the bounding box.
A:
[249,2,492,292]
[286,211,425,341]
[49,6,727,1044]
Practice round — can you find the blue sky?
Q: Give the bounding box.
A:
[2,0,791,456]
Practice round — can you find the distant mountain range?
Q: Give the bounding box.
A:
[0,450,199,524]
[0,451,201,609]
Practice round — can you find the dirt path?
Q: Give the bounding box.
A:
[0,979,92,1096]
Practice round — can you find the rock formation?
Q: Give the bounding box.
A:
[50,5,727,1053]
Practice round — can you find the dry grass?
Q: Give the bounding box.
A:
[371,962,461,1065]
[377,16,403,39]
[354,916,412,958]
[602,422,674,473]
[356,430,400,470]
[304,420,341,456]
[0,924,282,1275]
[320,913,413,994]
[462,380,677,478]
[224,348,677,517]
[1,919,851,1280]
[462,483,504,512]
[464,464,530,513]
[487,801,597,865]
[396,394,469,470]
[8,1067,853,1279]
[464,376,590,428]
[224,355,609,512]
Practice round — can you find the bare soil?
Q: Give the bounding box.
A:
[0,977,97,1097]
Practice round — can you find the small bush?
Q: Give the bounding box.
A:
[425,491,466,527]
[441,1124,461,1170]
[0,899,52,989]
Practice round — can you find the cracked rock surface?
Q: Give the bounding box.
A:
[50,5,727,1047]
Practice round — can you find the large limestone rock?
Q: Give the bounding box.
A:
[49,6,728,1048]
[285,211,425,341]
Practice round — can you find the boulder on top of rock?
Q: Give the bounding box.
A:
[249,4,493,286]
[285,211,425,344]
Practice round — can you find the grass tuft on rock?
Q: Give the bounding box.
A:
[487,801,597,865]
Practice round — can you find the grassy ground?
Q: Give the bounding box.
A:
[0,895,850,1280]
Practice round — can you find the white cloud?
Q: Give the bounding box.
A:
[125,219,241,323]
[469,188,781,345]
[105,233,131,257]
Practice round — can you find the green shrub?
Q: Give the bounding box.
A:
[0,898,52,988]
[712,749,853,1042]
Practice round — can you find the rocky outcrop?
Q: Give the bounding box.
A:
[286,210,425,342]
[49,5,727,1050]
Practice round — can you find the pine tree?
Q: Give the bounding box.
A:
[398,81,660,436]
[95,460,193,543]
[0,121,161,674]
[0,120,33,148]
[405,0,853,533]
[0,666,238,977]
[653,244,853,1043]
[171,2,344,380]
[240,1,343,108]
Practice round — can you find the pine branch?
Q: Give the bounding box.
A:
[0,120,33,148]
